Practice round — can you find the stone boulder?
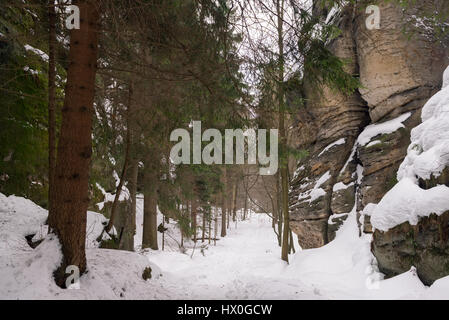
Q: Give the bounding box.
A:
[372,212,449,285]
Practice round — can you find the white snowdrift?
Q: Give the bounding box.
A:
[0,193,161,300]
[399,84,449,180]
[371,178,449,231]
[285,208,437,299]
[0,193,48,252]
[372,66,449,231]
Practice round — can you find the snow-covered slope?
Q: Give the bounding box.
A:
[0,193,161,299]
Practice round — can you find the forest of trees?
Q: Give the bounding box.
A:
[0,0,365,287]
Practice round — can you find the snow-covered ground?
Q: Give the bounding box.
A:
[1,192,449,299]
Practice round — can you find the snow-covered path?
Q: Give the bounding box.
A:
[145,214,320,299]
[141,208,447,300]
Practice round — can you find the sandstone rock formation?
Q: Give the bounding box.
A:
[369,54,449,285]
[372,212,449,285]
[289,0,449,250]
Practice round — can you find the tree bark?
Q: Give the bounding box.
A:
[276,0,290,263]
[180,224,184,248]
[47,0,57,219]
[202,207,206,242]
[162,216,165,251]
[119,157,138,251]
[191,201,197,242]
[221,167,227,237]
[49,0,100,288]
[221,204,227,237]
[105,85,132,234]
[227,191,231,229]
[289,229,296,254]
[214,209,217,245]
[232,180,237,222]
[276,172,282,246]
[243,186,248,221]
[227,205,231,229]
[208,208,212,244]
[142,157,158,250]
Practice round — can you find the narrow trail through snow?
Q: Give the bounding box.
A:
[144,215,320,299]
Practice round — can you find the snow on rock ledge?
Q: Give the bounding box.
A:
[371,66,449,232]
[371,178,449,231]
[357,112,411,147]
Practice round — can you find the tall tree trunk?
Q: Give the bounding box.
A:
[276,0,290,263]
[192,201,197,242]
[276,172,282,246]
[220,167,227,237]
[208,208,212,244]
[49,0,100,288]
[227,189,231,229]
[227,203,231,229]
[162,216,165,251]
[243,187,248,221]
[279,77,290,262]
[142,158,158,250]
[47,0,57,220]
[180,218,184,248]
[232,180,237,222]
[119,157,138,251]
[202,208,206,242]
[119,83,136,251]
[272,178,278,231]
[214,209,217,245]
[289,229,296,254]
[221,204,227,237]
[105,85,132,234]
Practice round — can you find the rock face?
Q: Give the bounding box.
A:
[369,54,449,284]
[372,212,449,285]
[289,1,449,249]
[289,4,369,248]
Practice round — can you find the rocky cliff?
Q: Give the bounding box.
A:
[289,0,449,282]
[369,65,449,285]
